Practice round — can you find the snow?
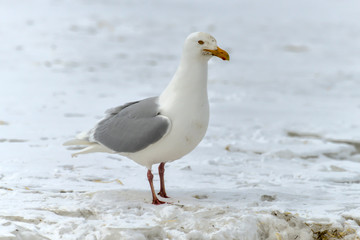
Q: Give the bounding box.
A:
[1,0,360,239]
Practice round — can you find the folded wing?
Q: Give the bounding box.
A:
[92,97,171,153]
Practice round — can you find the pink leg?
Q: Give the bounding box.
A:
[157,162,170,198]
[147,169,165,205]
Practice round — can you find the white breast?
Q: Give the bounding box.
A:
[125,107,209,168]
[125,57,210,169]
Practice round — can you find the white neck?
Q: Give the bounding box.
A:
[160,54,209,104]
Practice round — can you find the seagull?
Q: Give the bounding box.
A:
[64,32,229,204]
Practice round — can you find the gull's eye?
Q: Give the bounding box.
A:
[198,40,204,45]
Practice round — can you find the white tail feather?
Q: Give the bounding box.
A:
[71,144,113,157]
[63,139,92,146]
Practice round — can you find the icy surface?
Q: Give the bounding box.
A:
[1,0,360,239]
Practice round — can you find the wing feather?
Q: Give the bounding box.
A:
[92,97,170,153]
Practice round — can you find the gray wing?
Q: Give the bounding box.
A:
[93,96,170,153]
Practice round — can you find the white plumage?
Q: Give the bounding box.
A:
[64,32,229,204]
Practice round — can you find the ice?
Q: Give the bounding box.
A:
[1,0,360,239]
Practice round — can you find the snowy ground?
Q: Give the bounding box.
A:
[1,0,360,239]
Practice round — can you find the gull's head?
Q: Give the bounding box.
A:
[183,32,230,62]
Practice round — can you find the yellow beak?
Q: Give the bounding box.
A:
[204,46,230,61]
